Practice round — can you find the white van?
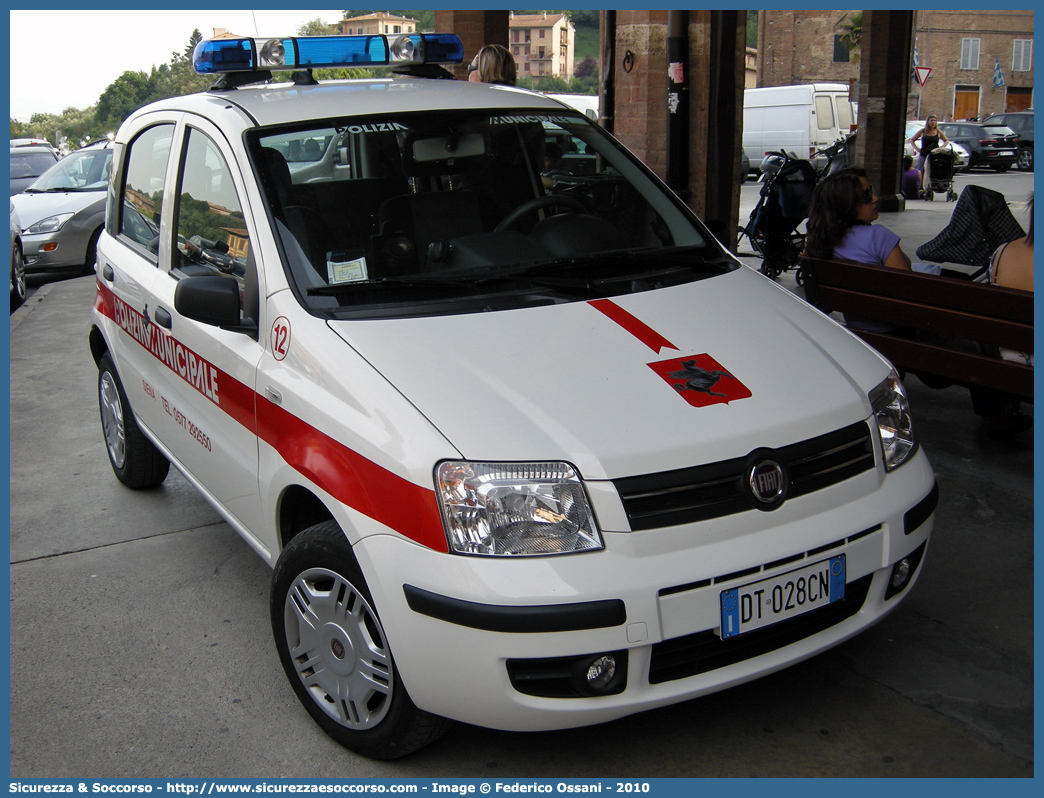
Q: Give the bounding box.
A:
[743,83,854,171]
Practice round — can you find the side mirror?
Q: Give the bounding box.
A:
[174,274,257,336]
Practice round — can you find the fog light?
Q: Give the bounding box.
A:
[885,542,927,600]
[586,655,616,691]
[891,558,911,590]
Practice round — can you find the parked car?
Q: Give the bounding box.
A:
[938,122,1019,172]
[90,30,935,759]
[904,121,969,172]
[9,140,113,274]
[10,201,26,310]
[982,110,1034,172]
[9,145,59,195]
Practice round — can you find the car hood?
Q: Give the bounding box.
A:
[9,189,104,227]
[327,267,890,480]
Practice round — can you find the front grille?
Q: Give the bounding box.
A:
[648,574,873,684]
[613,421,875,530]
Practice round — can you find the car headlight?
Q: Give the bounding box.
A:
[25,213,73,235]
[869,370,917,471]
[436,461,603,556]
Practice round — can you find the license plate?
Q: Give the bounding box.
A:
[719,555,845,639]
[997,151,1015,157]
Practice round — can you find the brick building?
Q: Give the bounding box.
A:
[757,10,1033,121]
[911,10,1033,120]
[509,12,575,81]
[337,12,417,37]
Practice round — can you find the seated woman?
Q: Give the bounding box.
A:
[806,169,914,336]
[990,195,1033,368]
[990,195,1033,293]
[806,169,1030,435]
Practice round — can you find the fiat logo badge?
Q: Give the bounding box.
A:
[749,460,785,503]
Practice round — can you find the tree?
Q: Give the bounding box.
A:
[298,18,333,36]
[185,29,203,59]
[95,71,154,131]
[746,11,758,49]
[574,54,596,79]
[838,13,862,64]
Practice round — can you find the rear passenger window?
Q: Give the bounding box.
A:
[119,125,175,255]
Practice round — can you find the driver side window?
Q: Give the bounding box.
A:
[172,128,257,323]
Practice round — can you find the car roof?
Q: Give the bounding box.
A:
[10,145,56,154]
[128,76,575,131]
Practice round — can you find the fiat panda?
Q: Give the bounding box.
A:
[89,32,937,760]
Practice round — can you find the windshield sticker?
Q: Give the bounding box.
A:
[489,114,576,127]
[327,250,369,284]
[648,355,752,408]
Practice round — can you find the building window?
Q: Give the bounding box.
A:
[512,30,519,43]
[540,29,545,39]
[960,38,981,70]
[1012,39,1033,71]
[832,35,850,63]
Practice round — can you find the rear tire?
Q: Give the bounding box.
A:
[1017,146,1033,171]
[97,352,170,488]
[271,521,451,760]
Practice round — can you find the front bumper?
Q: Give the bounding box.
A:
[21,229,92,272]
[353,447,936,732]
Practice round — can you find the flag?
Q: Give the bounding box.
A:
[993,57,1005,88]
[911,46,919,81]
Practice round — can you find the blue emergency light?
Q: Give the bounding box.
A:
[193,33,464,75]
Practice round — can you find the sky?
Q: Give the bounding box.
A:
[8,9,349,120]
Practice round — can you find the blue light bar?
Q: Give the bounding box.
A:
[193,33,463,75]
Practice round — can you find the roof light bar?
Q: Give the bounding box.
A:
[193,33,463,75]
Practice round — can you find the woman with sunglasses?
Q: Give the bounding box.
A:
[806,168,913,272]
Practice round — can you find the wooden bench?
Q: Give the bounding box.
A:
[800,257,1034,401]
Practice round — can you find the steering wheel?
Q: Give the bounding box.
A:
[494,194,592,233]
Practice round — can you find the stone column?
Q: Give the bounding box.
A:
[856,11,914,212]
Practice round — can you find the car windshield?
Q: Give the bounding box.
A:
[248,108,732,319]
[27,147,112,193]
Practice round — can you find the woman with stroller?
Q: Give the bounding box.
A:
[909,115,949,191]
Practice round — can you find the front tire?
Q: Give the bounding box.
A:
[11,244,26,311]
[97,352,170,488]
[271,521,451,759]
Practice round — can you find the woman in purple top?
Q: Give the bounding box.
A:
[805,168,912,270]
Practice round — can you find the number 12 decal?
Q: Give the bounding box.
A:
[271,316,291,361]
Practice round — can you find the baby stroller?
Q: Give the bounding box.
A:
[923,144,958,202]
[915,184,1025,279]
[739,151,819,280]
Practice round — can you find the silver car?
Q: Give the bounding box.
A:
[10,141,113,274]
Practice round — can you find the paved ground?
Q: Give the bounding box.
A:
[8,171,1034,779]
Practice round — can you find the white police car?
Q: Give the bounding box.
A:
[89,32,937,759]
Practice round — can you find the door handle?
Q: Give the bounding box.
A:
[102,264,114,282]
[153,306,173,329]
